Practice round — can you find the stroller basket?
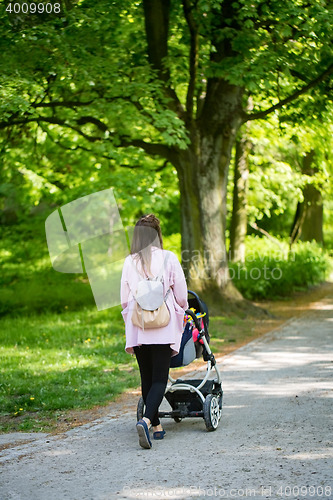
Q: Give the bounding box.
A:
[164,379,222,415]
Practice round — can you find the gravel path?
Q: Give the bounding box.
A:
[1,295,332,500]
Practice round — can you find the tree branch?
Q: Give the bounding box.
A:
[249,222,285,252]
[37,116,102,141]
[1,110,174,161]
[38,122,171,169]
[0,115,97,142]
[0,92,179,139]
[142,0,185,119]
[76,116,108,132]
[182,0,199,121]
[142,0,170,76]
[1,115,106,142]
[120,138,173,160]
[32,100,94,109]
[244,62,333,122]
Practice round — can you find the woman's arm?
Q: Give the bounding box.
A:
[170,254,188,310]
[120,258,131,309]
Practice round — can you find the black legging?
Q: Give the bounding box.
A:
[134,344,172,426]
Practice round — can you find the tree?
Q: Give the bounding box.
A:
[1,0,332,298]
[229,126,250,263]
[290,150,323,244]
[287,123,333,247]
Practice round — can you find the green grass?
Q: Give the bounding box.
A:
[208,316,250,350]
[0,307,140,432]
[0,223,183,432]
[0,305,248,433]
[0,240,96,317]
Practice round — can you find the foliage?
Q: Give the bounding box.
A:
[164,232,182,260]
[229,236,332,300]
[1,0,332,214]
[1,0,332,293]
[226,112,333,239]
[246,117,304,225]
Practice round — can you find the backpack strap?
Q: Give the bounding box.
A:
[128,251,171,300]
[155,252,171,301]
[155,251,170,283]
[164,287,171,302]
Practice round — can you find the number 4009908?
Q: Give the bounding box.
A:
[6,2,61,14]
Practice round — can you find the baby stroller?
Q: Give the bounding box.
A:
[137,290,223,431]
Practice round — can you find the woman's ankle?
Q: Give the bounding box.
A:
[142,417,151,427]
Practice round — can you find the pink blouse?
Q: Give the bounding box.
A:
[120,247,188,356]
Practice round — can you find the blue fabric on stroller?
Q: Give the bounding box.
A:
[170,323,196,368]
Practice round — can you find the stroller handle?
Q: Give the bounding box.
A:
[187,290,201,303]
[185,308,202,331]
[186,288,209,333]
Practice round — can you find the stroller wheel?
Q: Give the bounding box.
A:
[203,394,221,431]
[137,396,145,421]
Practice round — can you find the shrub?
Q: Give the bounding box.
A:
[229,239,332,300]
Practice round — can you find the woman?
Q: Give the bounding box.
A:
[120,214,188,449]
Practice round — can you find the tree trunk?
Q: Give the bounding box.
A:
[229,129,250,262]
[177,148,230,292]
[290,150,324,245]
[171,86,244,300]
[300,183,324,242]
[142,1,249,302]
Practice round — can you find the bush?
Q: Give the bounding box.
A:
[229,238,332,300]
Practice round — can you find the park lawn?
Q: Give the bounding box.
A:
[0,306,140,433]
[2,281,333,433]
[0,302,258,433]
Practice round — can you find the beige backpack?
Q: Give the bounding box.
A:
[131,254,170,329]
